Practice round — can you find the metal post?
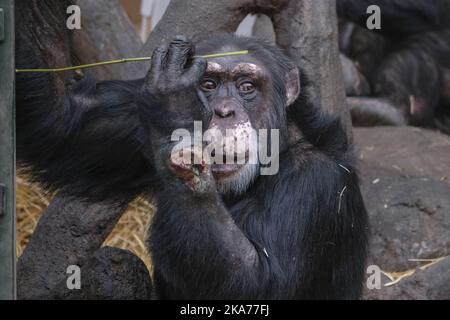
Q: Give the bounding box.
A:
[0,0,16,300]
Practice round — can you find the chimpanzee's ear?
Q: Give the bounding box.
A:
[286,67,300,107]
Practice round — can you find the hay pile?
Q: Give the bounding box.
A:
[16,175,155,271]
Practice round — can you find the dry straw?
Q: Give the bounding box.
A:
[16,175,155,271]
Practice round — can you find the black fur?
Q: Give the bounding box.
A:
[17,29,368,299]
[16,53,155,201]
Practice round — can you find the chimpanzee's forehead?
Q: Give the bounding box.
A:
[200,44,268,78]
[196,36,293,79]
[205,60,266,80]
[197,35,294,72]
[198,43,260,63]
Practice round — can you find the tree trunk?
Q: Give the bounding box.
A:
[73,0,143,80]
[274,0,351,135]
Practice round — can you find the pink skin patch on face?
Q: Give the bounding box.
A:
[206,62,265,80]
[207,121,253,164]
[206,62,224,73]
[231,63,264,78]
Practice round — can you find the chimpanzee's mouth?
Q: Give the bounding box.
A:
[208,146,252,177]
[209,149,250,177]
[211,163,244,177]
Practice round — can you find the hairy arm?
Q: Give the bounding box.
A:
[150,187,259,299]
[16,71,153,201]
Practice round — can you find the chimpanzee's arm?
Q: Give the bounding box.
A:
[16,71,153,201]
[347,97,407,126]
[150,188,259,299]
[150,149,367,299]
[337,0,450,37]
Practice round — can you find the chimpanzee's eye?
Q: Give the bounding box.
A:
[200,79,217,91]
[238,81,255,94]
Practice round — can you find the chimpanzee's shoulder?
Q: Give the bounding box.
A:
[284,121,357,183]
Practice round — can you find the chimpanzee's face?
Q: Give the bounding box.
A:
[196,48,300,196]
[139,37,300,196]
[198,56,267,194]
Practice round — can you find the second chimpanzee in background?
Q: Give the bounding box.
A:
[338,0,450,133]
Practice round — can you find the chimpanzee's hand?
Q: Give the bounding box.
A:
[143,36,209,130]
[142,36,214,194]
[168,145,215,194]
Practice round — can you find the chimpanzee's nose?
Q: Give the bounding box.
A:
[214,104,236,118]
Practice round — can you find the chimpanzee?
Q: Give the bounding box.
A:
[337,0,450,132]
[17,17,368,301]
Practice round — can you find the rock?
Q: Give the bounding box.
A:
[354,126,450,299]
[70,247,153,300]
[354,126,450,185]
[360,165,450,271]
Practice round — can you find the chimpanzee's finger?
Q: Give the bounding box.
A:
[167,36,195,73]
[145,46,168,89]
[181,57,207,87]
[197,88,213,126]
[148,46,168,78]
